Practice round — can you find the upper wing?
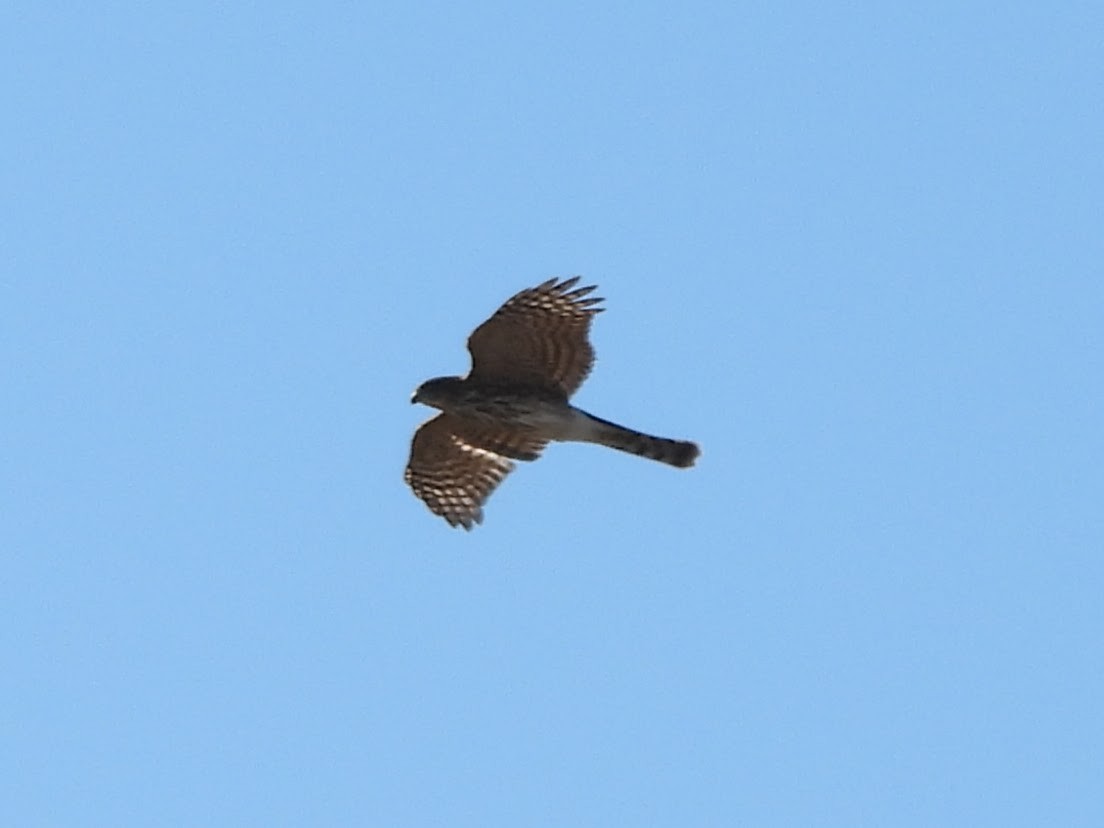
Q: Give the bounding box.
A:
[466,277,604,398]
[404,413,521,529]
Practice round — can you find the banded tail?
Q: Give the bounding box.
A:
[580,411,700,468]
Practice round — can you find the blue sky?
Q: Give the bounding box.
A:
[4,2,1102,825]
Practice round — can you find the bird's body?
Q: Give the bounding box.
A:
[406,277,700,528]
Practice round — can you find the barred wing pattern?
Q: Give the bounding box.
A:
[405,276,699,529]
[466,276,603,398]
[404,414,518,529]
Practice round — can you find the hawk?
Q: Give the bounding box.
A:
[405,277,700,529]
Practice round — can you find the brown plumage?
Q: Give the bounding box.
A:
[405,277,700,529]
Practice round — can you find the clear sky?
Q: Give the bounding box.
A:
[4,2,1102,825]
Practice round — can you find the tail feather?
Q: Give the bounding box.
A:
[583,412,700,468]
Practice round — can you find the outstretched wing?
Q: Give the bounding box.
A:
[466,277,604,398]
[404,413,527,529]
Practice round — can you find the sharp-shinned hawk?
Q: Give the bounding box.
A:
[405,277,700,529]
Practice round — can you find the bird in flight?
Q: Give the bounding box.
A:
[405,277,700,529]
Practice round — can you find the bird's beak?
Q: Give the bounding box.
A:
[410,391,419,404]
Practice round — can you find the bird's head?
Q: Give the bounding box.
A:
[411,376,465,410]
